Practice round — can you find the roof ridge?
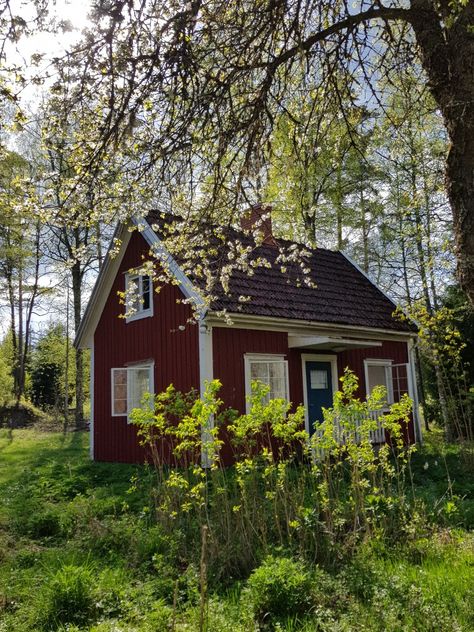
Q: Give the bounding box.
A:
[145,209,338,256]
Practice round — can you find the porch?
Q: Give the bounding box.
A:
[288,333,419,444]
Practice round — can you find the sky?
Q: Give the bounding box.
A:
[6,0,92,107]
[0,2,94,338]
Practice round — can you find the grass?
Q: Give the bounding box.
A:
[0,427,473,631]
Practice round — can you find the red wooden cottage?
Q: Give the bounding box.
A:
[75,208,421,463]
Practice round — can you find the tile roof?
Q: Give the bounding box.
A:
[146,210,415,333]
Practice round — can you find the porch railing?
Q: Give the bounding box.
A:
[313,409,387,446]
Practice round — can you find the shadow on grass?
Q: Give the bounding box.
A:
[0,427,13,451]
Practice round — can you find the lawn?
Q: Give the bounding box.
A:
[0,427,473,631]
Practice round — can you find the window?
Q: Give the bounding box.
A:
[111,364,154,421]
[310,369,328,390]
[364,360,393,405]
[244,355,289,407]
[125,273,153,321]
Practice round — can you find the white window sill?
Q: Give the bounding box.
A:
[125,309,153,323]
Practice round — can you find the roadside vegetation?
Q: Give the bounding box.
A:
[0,375,473,631]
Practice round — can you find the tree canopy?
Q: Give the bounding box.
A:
[39,0,474,306]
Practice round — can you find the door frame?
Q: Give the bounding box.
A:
[301,353,339,435]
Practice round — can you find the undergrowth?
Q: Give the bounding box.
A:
[0,371,472,631]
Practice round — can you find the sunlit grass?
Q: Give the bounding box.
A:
[0,428,472,631]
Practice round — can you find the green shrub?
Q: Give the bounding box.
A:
[27,509,64,538]
[37,563,95,629]
[246,555,313,625]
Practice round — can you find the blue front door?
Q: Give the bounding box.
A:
[305,361,334,435]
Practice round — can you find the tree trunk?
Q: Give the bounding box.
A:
[16,266,24,401]
[72,262,84,429]
[446,132,474,306]
[64,284,70,430]
[360,191,369,273]
[335,166,343,250]
[410,0,474,306]
[96,222,104,270]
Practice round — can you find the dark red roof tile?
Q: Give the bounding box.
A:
[146,210,414,333]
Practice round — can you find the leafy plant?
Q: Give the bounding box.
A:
[246,555,313,626]
[36,563,95,629]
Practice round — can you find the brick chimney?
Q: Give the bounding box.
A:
[240,204,277,246]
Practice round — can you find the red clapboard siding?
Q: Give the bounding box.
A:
[212,331,414,460]
[212,328,410,412]
[337,340,409,397]
[212,327,289,464]
[337,341,414,443]
[212,326,289,412]
[93,231,200,463]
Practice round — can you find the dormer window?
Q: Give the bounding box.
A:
[125,273,153,322]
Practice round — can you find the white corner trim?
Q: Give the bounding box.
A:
[199,317,214,467]
[89,342,94,460]
[407,339,423,444]
[199,318,214,397]
[133,216,205,312]
[301,354,338,435]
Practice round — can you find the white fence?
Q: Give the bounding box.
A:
[314,409,387,447]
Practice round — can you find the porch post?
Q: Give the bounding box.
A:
[89,340,94,459]
[407,339,423,444]
[198,316,214,467]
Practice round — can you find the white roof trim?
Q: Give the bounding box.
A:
[75,217,205,349]
[132,216,204,311]
[75,223,131,349]
[205,311,416,340]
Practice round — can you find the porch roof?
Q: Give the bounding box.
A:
[288,335,383,352]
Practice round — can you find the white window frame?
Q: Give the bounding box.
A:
[111,363,154,422]
[125,273,153,322]
[244,354,289,412]
[363,359,394,406]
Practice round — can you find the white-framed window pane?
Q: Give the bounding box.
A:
[142,275,151,310]
[112,366,153,417]
[269,376,286,399]
[112,369,128,415]
[127,275,140,313]
[310,369,328,390]
[367,364,389,394]
[251,362,269,381]
[128,367,152,411]
[269,362,285,380]
[249,360,288,400]
[126,274,152,316]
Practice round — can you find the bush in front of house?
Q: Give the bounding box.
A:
[245,555,314,625]
[35,563,96,629]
